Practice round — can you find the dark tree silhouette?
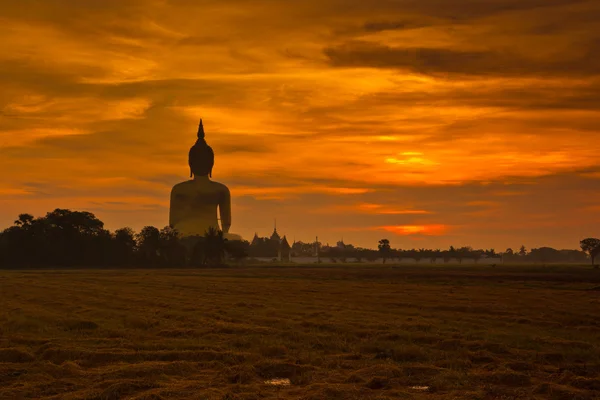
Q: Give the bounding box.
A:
[159,226,186,267]
[44,209,108,266]
[471,249,482,263]
[226,240,250,264]
[1,224,34,266]
[529,247,560,264]
[518,245,527,256]
[415,248,427,263]
[580,238,600,267]
[204,226,227,266]
[1,209,111,267]
[365,251,379,262]
[449,246,456,263]
[592,247,600,269]
[186,236,206,266]
[378,239,391,264]
[114,228,137,266]
[455,249,464,264]
[14,214,34,227]
[431,249,441,264]
[0,209,249,268]
[443,250,451,264]
[137,226,161,266]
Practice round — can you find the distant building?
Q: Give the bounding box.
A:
[251,233,261,247]
[248,220,291,261]
[280,235,291,261]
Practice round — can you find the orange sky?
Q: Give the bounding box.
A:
[1,0,599,250]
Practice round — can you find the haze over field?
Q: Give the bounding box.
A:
[1,0,599,249]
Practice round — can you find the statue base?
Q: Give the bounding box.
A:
[224,232,243,241]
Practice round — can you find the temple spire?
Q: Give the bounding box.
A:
[197,118,205,139]
[270,219,281,242]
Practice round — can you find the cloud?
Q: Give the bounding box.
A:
[314,203,433,215]
[348,79,600,112]
[324,41,600,78]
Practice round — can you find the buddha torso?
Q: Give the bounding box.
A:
[169,177,231,238]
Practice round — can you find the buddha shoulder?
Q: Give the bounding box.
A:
[171,180,229,194]
[171,180,194,194]
[210,180,230,195]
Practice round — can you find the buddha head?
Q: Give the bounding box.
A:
[188,119,214,178]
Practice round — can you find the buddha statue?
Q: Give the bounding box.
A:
[169,120,242,241]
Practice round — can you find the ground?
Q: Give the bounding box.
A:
[1,265,600,399]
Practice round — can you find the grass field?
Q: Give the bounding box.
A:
[1,265,600,399]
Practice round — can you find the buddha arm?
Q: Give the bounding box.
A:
[219,187,231,233]
[169,189,176,228]
[169,188,181,228]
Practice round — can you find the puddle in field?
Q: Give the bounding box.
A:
[264,378,291,386]
[410,386,430,391]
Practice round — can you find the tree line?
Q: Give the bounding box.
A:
[0,209,248,268]
[318,240,594,265]
[1,209,598,268]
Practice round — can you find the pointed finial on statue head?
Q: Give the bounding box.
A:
[189,118,214,178]
[197,118,205,140]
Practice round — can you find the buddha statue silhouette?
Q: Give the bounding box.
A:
[169,119,242,241]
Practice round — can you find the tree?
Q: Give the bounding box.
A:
[378,239,391,264]
[187,236,206,267]
[505,248,514,256]
[2,214,41,267]
[529,247,560,264]
[137,226,161,266]
[14,214,34,227]
[204,226,227,266]
[226,240,250,264]
[40,209,107,266]
[416,248,428,263]
[431,249,441,264]
[580,238,600,267]
[592,247,600,269]
[442,250,451,264]
[470,249,483,263]
[365,250,379,262]
[449,246,457,263]
[518,245,527,256]
[114,228,137,266]
[159,226,186,267]
[456,246,472,264]
[0,229,7,267]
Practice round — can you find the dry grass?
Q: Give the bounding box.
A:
[1,264,600,399]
